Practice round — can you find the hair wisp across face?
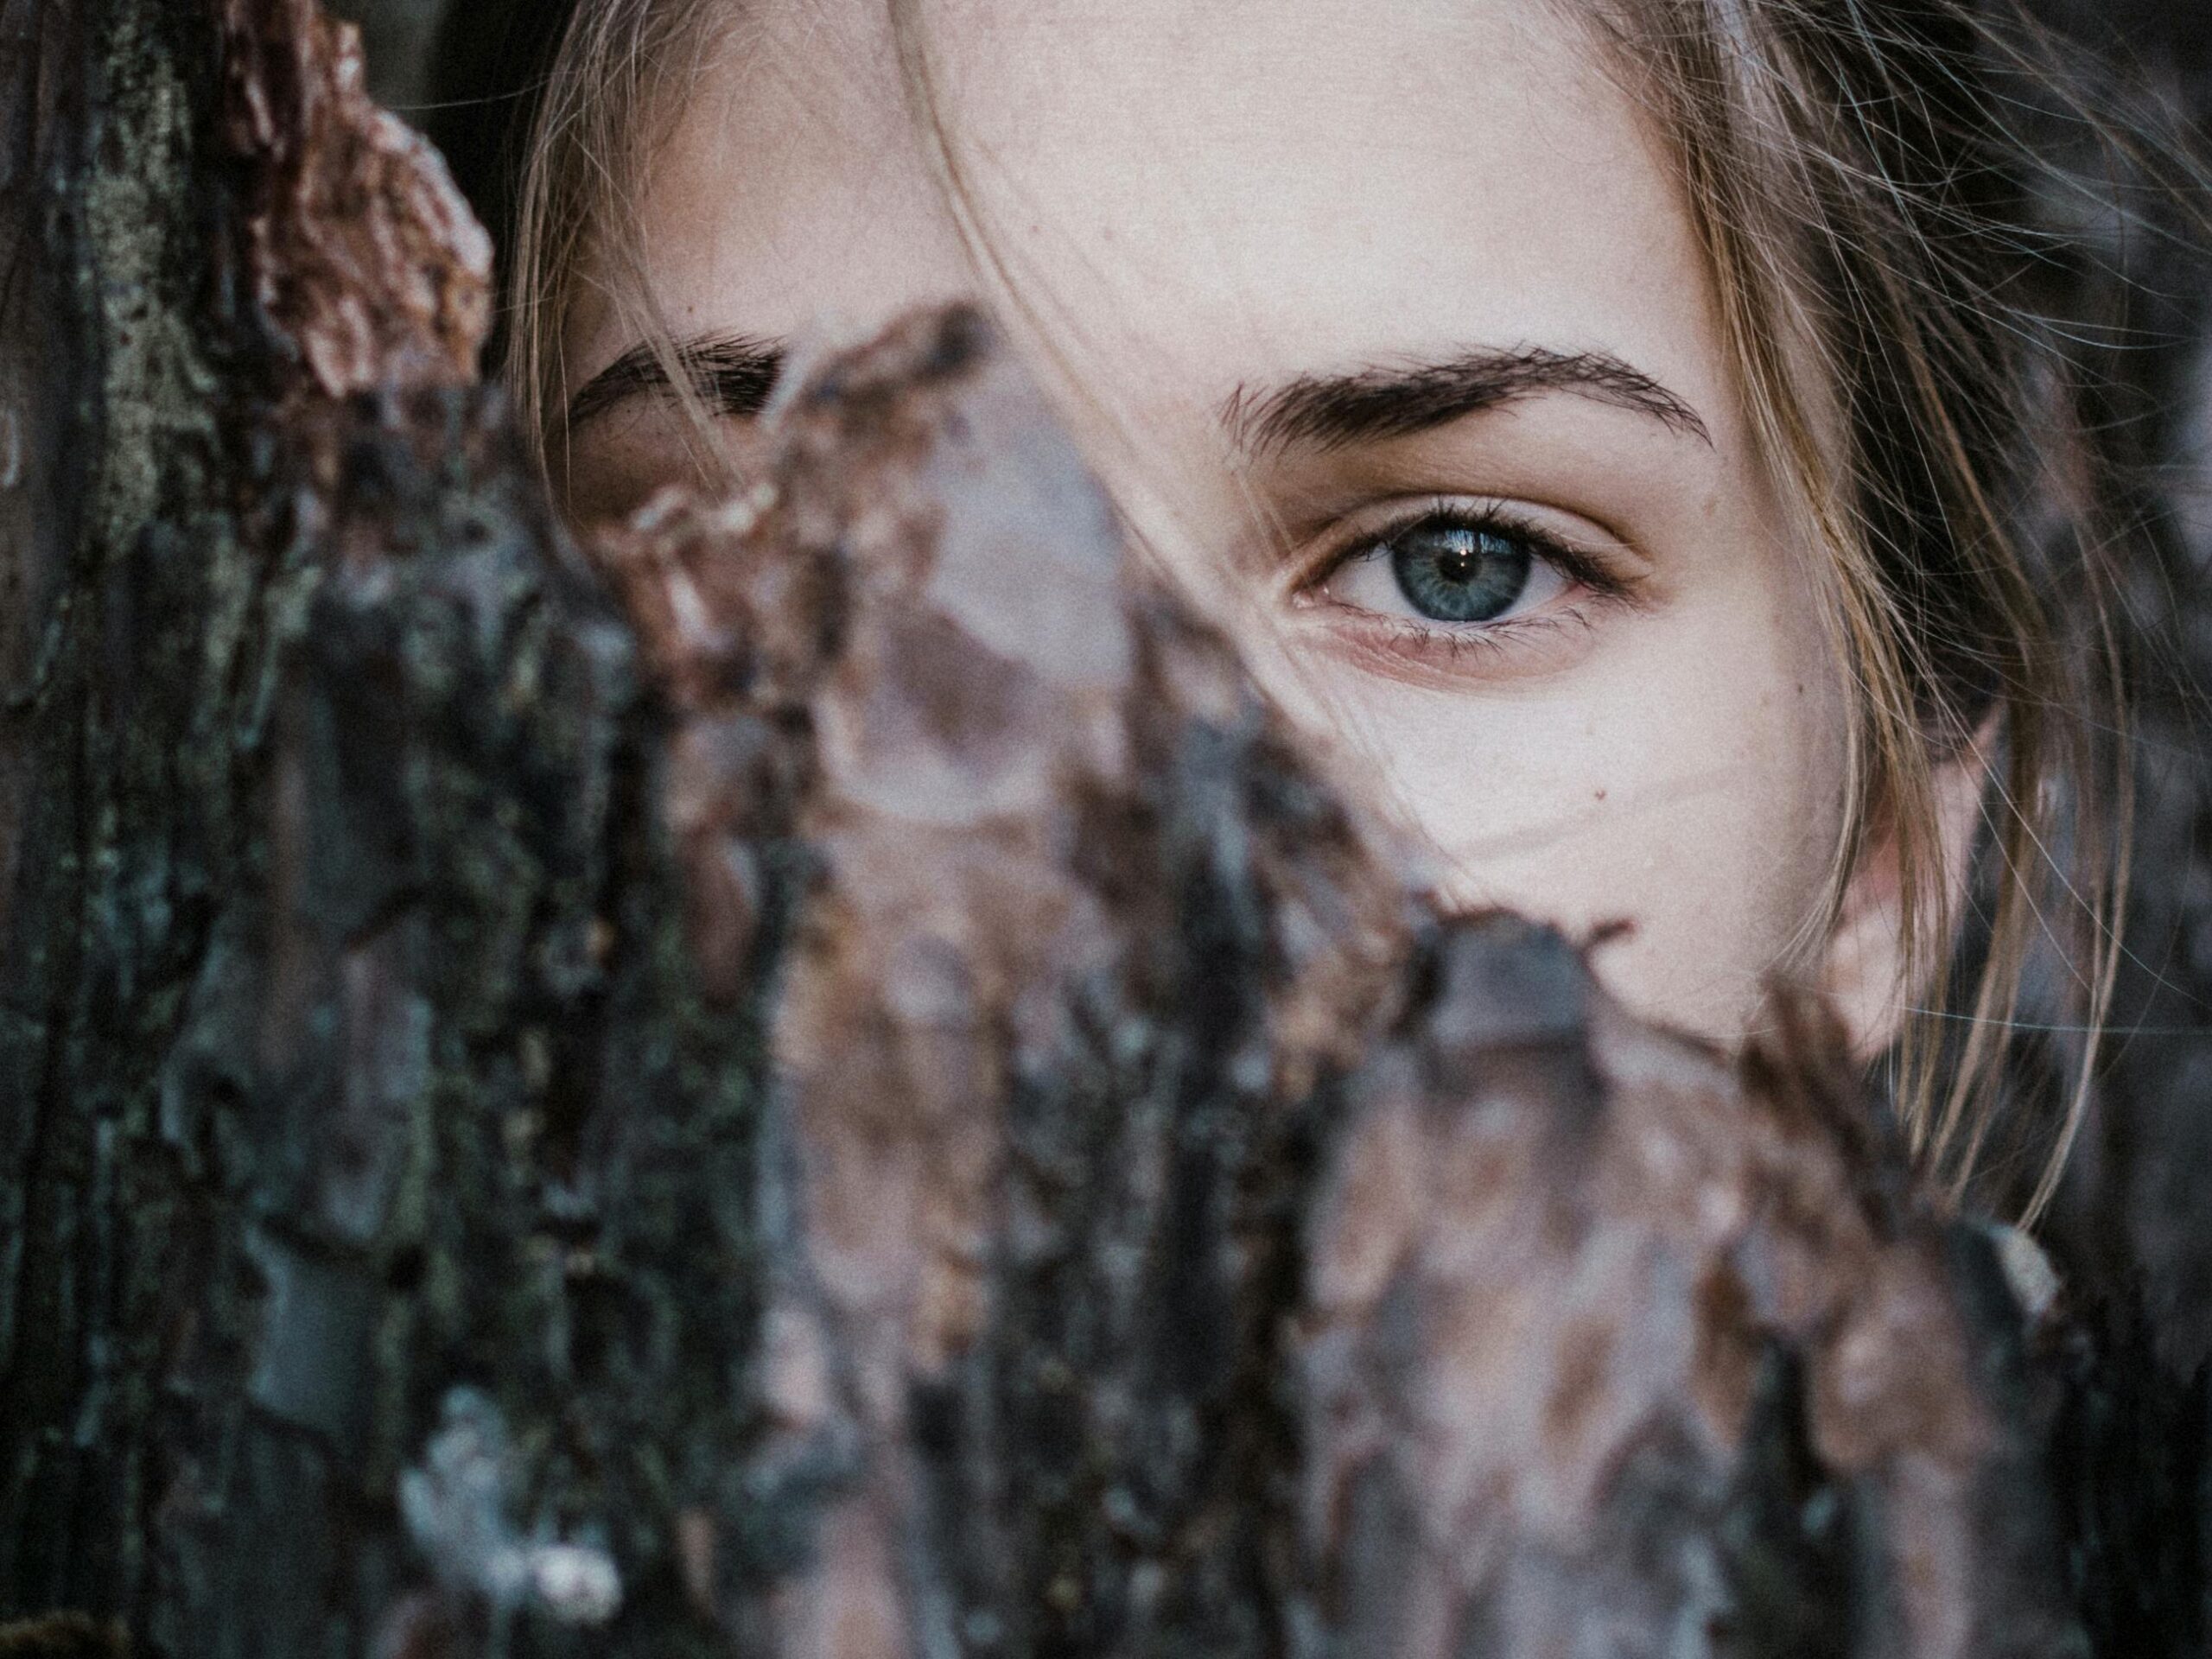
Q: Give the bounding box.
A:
[510,0,2149,1221]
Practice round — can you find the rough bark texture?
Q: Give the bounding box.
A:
[0,0,2201,1656]
[0,0,245,1616]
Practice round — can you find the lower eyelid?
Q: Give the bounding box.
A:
[1298,607,1611,686]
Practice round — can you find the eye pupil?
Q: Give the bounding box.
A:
[1388,522,1532,623]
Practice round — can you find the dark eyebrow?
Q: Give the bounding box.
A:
[1222,346,1712,455]
[566,333,785,431]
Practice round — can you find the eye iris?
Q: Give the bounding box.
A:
[1388,523,1532,623]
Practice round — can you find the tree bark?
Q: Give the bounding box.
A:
[0,1,2196,1656]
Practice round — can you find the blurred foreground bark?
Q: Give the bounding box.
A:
[0,0,2199,1655]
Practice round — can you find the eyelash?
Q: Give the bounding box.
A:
[1293,497,1630,660]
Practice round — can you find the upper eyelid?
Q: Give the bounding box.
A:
[1288,496,1610,593]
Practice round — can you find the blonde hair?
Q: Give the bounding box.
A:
[505,0,2192,1223]
[507,0,724,483]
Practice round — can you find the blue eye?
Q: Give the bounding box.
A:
[1385,521,1533,623]
[1312,506,1583,633]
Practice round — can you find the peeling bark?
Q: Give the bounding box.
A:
[220,0,488,399]
[0,1,2194,1656]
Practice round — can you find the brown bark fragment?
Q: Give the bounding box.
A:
[607,308,1416,1395]
[1294,951,2063,1656]
[589,308,1419,1653]
[220,0,488,397]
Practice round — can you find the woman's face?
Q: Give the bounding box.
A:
[561,0,1857,1045]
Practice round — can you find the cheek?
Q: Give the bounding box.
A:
[1266,578,1850,1044]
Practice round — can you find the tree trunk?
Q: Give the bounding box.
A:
[0,1,2196,1656]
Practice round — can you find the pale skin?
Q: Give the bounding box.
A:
[559,0,1966,1049]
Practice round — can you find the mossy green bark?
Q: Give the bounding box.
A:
[0,0,237,1615]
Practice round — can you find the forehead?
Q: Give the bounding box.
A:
[587,0,1720,438]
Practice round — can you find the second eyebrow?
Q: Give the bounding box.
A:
[566,334,786,431]
[1224,346,1713,456]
